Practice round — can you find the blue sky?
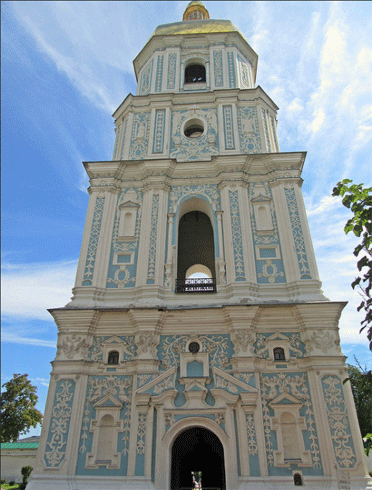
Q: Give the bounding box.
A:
[1,1,372,437]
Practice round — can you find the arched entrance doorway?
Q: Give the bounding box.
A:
[170,427,226,490]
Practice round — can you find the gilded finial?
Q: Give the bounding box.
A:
[183,1,210,21]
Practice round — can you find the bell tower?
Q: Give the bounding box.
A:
[29,3,370,490]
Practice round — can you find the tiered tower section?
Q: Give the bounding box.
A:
[70,4,324,309]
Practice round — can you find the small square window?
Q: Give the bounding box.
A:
[274,347,285,361]
[108,351,119,364]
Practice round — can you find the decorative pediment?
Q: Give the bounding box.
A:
[251,194,271,202]
[266,333,289,342]
[119,200,139,208]
[269,392,303,409]
[212,367,258,395]
[102,336,126,345]
[93,393,123,409]
[136,367,177,395]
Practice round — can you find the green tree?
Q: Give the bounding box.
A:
[347,360,372,440]
[332,180,372,349]
[0,374,43,443]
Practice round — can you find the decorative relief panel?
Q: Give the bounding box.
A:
[107,188,142,288]
[227,51,236,88]
[158,334,232,371]
[237,55,252,89]
[246,414,258,455]
[170,107,219,161]
[261,108,271,152]
[82,196,105,286]
[147,194,160,284]
[88,335,137,363]
[139,60,153,95]
[254,333,305,359]
[213,50,224,87]
[136,413,147,454]
[155,55,164,93]
[168,184,220,214]
[237,107,261,153]
[120,117,129,160]
[269,114,279,152]
[321,376,357,469]
[76,375,133,474]
[56,334,90,360]
[222,105,235,150]
[128,112,151,160]
[249,183,286,284]
[152,109,166,154]
[44,379,75,468]
[228,189,246,281]
[113,122,121,160]
[260,372,322,471]
[284,186,312,279]
[167,52,177,90]
[231,329,255,357]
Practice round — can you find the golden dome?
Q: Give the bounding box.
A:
[152,19,241,37]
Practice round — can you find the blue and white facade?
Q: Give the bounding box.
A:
[29,2,371,490]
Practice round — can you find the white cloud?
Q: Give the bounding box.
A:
[1,330,56,349]
[1,258,78,321]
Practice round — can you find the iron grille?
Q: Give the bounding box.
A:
[175,278,217,293]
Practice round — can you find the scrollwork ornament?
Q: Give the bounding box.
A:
[57,335,90,360]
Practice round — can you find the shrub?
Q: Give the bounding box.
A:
[19,465,33,488]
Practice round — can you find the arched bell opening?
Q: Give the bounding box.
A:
[175,198,216,293]
[170,427,226,490]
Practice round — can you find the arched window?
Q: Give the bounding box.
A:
[185,64,206,84]
[273,347,285,361]
[108,350,119,365]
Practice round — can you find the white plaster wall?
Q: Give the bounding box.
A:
[1,449,37,483]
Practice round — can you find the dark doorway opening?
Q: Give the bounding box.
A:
[177,211,216,282]
[171,427,225,490]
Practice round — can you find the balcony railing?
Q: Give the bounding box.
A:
[175,278,217,293]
